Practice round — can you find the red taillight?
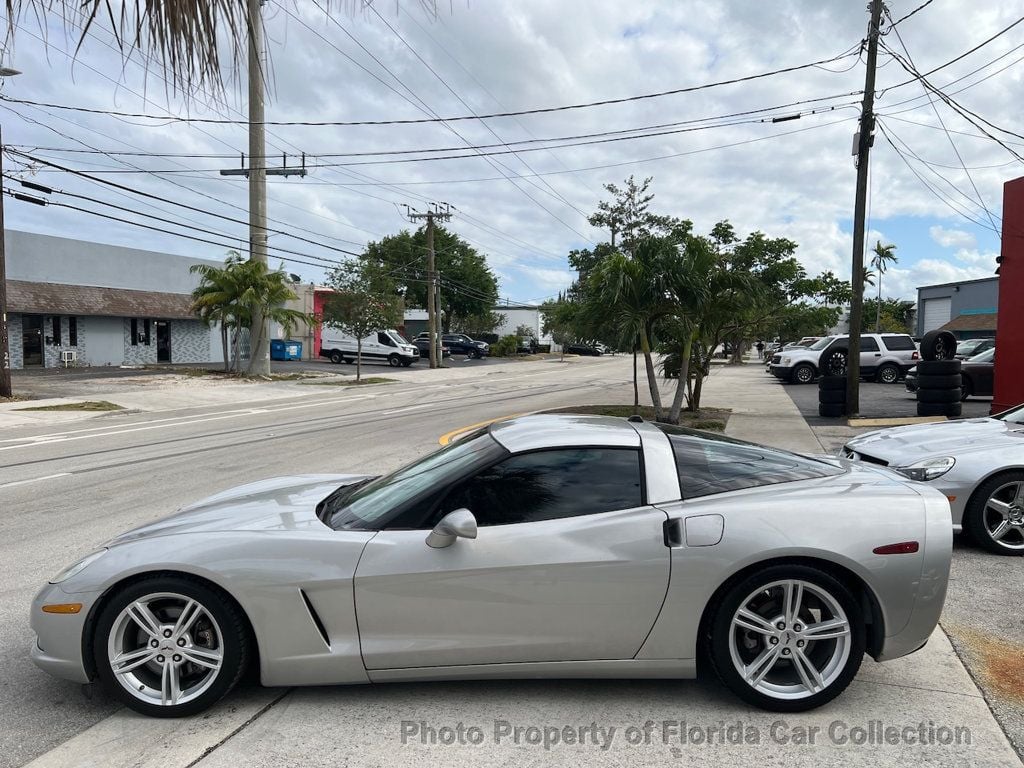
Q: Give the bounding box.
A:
[873,541,920,555]
[912,351,919,360]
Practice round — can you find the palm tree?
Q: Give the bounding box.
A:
[870,241,898,332]
[191,252,308,374]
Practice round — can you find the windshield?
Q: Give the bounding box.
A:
[329,431,504,529]
[968,347,995,363]
[386,331,406,346]
[997,404,1024,425]
[807,337,835,351]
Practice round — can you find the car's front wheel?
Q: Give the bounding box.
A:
[93,576,250,717]
[791,364,816,384]
[964,472,1024,555]
[709,565,864,711]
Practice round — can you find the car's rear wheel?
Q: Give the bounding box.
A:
[709,565,864,711]
[94,576,249,717]
[875,363,900,384]
[964,472,1024,555]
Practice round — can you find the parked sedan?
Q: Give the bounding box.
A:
[843,402,1024,554]
[32,415,950,717]
[564,342,603,356]
[955,337,995,359]
[413,333,489,358]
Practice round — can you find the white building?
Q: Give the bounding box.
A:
[5,230,228,369]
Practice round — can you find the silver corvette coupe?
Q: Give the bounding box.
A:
[32,415,951,717]
[843,403,1024,555]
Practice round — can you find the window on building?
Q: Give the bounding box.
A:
[143,319,151,345]
[68,317,78,347]
[131,318,139,346]
[51,316,61,346]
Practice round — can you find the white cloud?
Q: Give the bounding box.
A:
[4,1,1019,301]
[929,226,977,250]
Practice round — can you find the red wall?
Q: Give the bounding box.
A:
[992,176,1024,413]
[312,289,332,359]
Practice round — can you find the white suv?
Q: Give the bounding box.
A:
[769,333,919,384]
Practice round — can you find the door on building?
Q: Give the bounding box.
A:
[156,321,171,363]
[21,314,43,366]
[921,297,952,333]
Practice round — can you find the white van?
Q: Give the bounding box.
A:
[319,328,420,367]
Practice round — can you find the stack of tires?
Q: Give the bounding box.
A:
[818,376,846,418]
[916,330,962,418]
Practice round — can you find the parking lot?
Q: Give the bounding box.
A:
[774,373,994,425]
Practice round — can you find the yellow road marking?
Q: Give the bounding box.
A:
[438,412,532,445]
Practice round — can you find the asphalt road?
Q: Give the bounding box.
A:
[0,357,628,768]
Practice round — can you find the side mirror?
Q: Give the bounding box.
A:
[426,508,478,549]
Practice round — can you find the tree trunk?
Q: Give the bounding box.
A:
[632,346,639,414]
[691,363,705,410]
[221,323,230,373]
[668,333,694,424]
[232,325,242,373]
[639,327,663,421]
[247,317,263,375]
[356,338,362,383]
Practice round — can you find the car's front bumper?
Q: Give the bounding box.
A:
[29,582,100,684]
[769,365,792,379]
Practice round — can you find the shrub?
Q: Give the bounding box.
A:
[490,335,520,357]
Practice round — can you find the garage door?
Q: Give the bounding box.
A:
[921,297,952,333]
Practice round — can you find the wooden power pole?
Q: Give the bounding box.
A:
[407,204,452,369]
[847,0,885,418]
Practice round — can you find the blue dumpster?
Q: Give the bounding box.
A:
[270,340,302,361]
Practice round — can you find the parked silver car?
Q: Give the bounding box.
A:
[842,404,1024,555]
[32,416,950,717]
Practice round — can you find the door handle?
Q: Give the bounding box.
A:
[662,518,683,547]
[874,353,881,357]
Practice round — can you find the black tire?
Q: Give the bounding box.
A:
[916,388,962,404]
[960,376,973,401]
[387,354,401,367]
[818,390,846,405]
[874,363,901,384]
[791,364,816,384]
[916,401,962,417]
[820,346,848,377]
[328,350,342,364]
[401,360,413,367]
[818,402,846,418]
[708,564,865,712]
[818,376,846,391]
[466,348,479,360]
[920,330,958,361]
[963,471,1024,555]
[916,373,962,390]
[93,575,250,718]
[916,359,961,376]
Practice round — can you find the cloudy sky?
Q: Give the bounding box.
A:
[0,1,1017,304]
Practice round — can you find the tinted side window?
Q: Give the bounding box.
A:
[881,335,916,351]
[666,434,841,499]
[860,337,879,352]
[443,448,644,526]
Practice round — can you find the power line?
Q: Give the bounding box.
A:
[0,46,864,126]
[885,15,1001,232]
[887,0,936,27]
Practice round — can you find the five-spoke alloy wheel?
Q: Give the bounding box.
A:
[710,565,865,711]
[965,472,1024,555]
[94,576,249,717]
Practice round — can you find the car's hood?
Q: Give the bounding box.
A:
[106,474,371,545]
[845,418,1024,463]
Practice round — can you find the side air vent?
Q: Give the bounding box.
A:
[299,589,330,648]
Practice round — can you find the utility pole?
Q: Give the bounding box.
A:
[847,0,884,418]
[0,125,10,398]
[247,0,270,375]
[407,203,452,369]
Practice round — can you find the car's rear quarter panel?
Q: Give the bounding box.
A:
[637,472,940,663]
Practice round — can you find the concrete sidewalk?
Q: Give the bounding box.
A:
[698,360,824,454]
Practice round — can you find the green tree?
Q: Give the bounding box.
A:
[541,298,578,362]
[859,298,915,333]
[587,176,674,253]
[190,252,308,374]
[870,241,899,331]
[360,227,499,334]
[321,263,403,383]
